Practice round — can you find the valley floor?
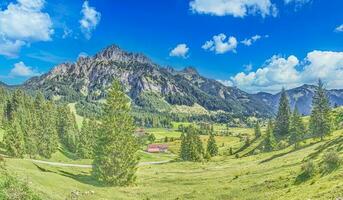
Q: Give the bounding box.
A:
[1,129,343,200]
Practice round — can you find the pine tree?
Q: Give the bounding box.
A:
[179,132,189,160]
[179,126,204,162]
[289,107,305,149]
[4,118,25,157]
[274,88,291,137]
[254,121,262,138]
[207,133,218,157]
[92,80,139,186]
[77,119,98,159]
[38,101,59,158]
[57,105,79,153]
[264,120,276,151]
[309,80,333,140]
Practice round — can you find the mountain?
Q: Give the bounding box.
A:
[0,81,7,87]
[253,84,343,115]
[24,45,272,117]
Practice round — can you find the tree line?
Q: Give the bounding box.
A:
[0,81,139,186]
[262,80,334,151]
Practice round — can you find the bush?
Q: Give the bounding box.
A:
[0,172,41,200]
[300,161,316,179]
[277,140,289,150]
[322,150,341,172]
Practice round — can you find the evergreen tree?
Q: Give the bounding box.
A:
[289,107,305,149]
[4,118,25,157]
[274,88,291,137]
[264,120,276,151]
[77,119,98,159]
[207,133,218,157]
[309,80,333,140]
[254,121,262,138]
[179,126,204,161]
[179,132,188,160]
[37,101,58,158]
[92,80,139,186]
[57,105,79,153]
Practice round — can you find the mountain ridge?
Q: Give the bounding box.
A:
[23,45,272,117]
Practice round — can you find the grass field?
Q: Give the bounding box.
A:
[0,128,4,142]
[1,121,342,199]
[2,129,342,200]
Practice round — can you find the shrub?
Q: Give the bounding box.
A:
[300,160,316,179]
[277,140,289,150]
[0,172,41,200]
[322,150,341,172]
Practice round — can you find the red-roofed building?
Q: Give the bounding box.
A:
[147,144,168,153]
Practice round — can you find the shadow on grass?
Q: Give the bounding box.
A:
[57,170,107,187]
[305,136,343,161]
[260,141,320,164]
[33,163,106,187]
[294,171,313,185]
[33,163,54,173]
[234,137,259,156]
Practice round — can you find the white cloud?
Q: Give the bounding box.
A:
[169,44,189,58]
[241,34,262,46]
[0,0,53,57]
[284,0,311,5]
[80,1,101,39]
[217,79,233,87]
[229,51,343,93]
[189,0,277,18]
[0,37,25,58]
[202,33,238,54]
[244,63,253,72]
[335,24,343,32]
[10,61,40,77]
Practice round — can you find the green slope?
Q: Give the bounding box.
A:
[2,129,342,200]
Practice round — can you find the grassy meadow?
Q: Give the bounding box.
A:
[1,122,342,199]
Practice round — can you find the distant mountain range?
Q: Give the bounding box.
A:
[253,84,343,115]
[6,44,341,117]
[23,45,272,117]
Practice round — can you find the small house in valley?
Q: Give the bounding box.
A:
[147,144,168,153]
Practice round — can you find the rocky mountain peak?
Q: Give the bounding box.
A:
[182,66,199,75]
[94,44,152,64]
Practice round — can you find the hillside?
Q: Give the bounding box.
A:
[253,84,343,115]
[23,45,272,117]
[1,126,342,199]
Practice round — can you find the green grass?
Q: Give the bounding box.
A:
[68,103,84,128]
[146,128,182,140]
[2,129,343,200]
[0,128,4,142]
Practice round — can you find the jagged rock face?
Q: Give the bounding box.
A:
[253,84,343,115]
[24,45,272,116]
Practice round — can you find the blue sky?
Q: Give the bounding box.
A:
[0,0,342,93]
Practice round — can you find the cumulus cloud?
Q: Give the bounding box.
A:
[229,51,343,93]
[80,1,101,39]
[241,35,262,46]
[10,61,40,77]
[335,24,343,32]
[0,38,25,58]
[169,44,189,58]
[189,0,277,18]
[202,33,238,54]
[0,0,53,57]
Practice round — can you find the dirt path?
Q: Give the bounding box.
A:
[1,153,172,168]
[29,159,171,168]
